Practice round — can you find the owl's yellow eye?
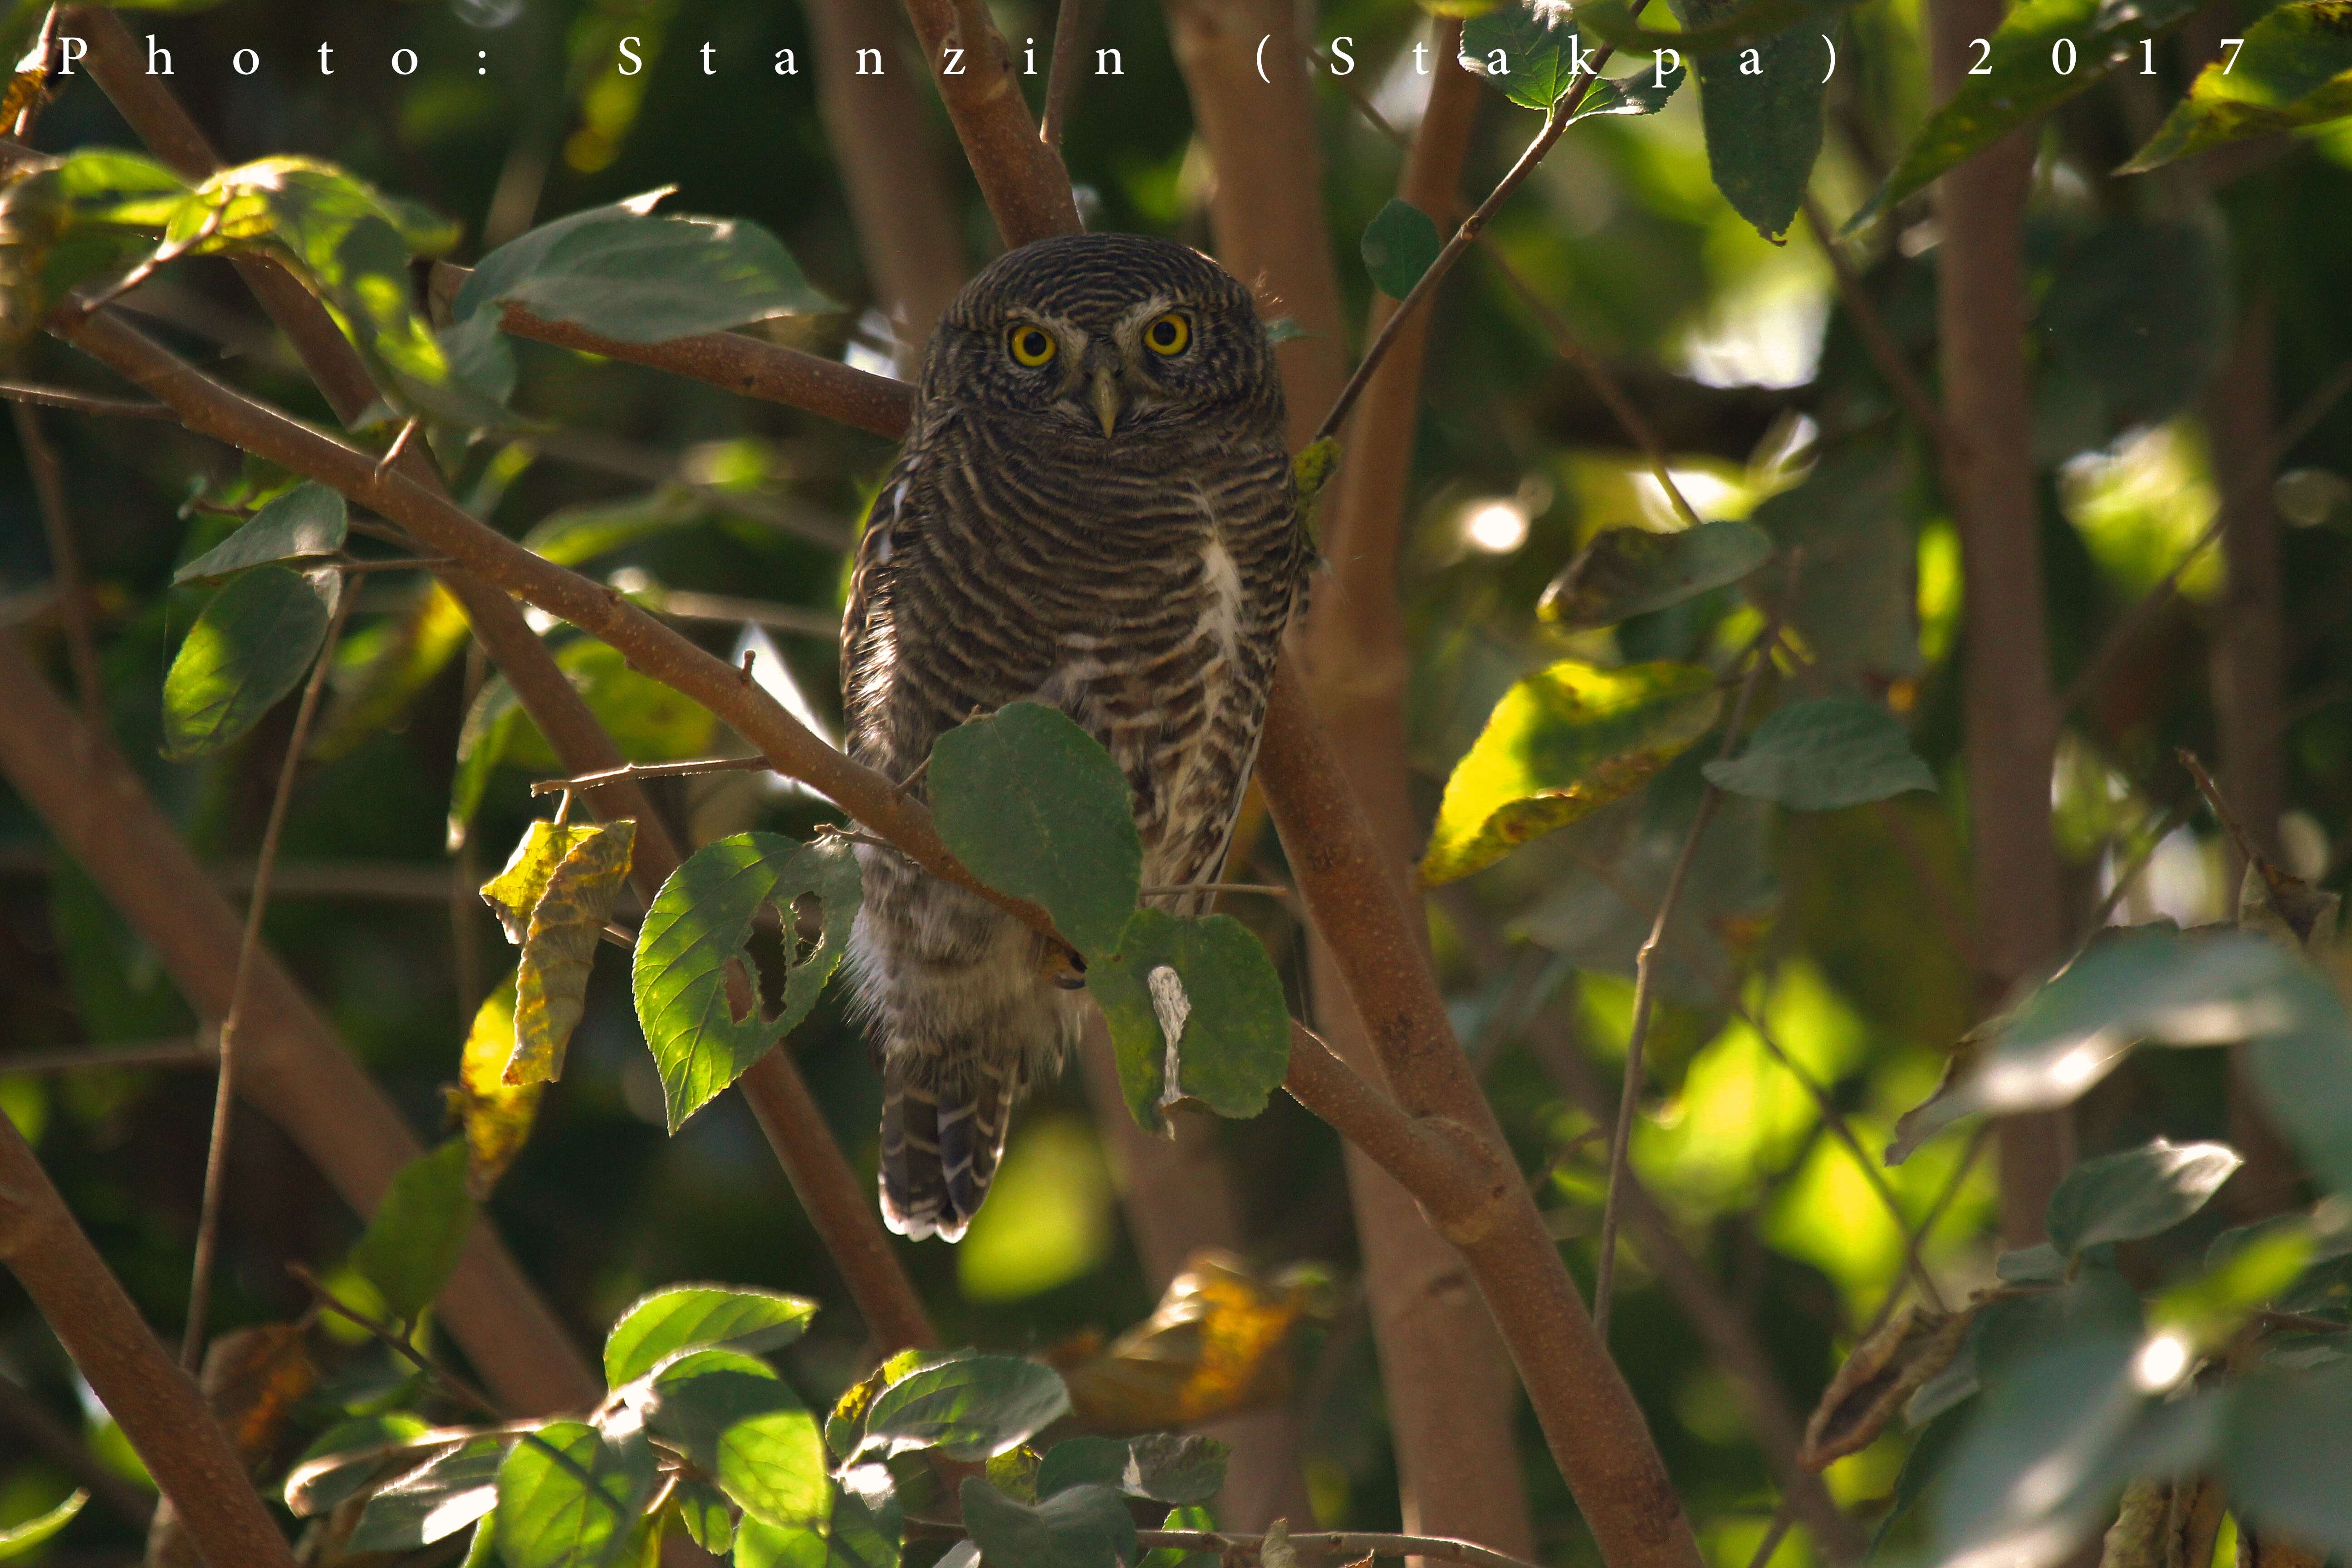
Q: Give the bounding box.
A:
[1143,313,1191,356]
[1007,324,1057,367]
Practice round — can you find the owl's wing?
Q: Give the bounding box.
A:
[840,446,931,740]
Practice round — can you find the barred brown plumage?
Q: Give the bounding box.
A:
[840,233,1309,1241]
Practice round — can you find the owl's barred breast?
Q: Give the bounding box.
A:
[838,231,1308,1240]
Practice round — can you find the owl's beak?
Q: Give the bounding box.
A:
[1090,364,1123,438]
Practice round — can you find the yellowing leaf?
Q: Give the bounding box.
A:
[1420,660,1721,885]
[480,819,637,1087]
[444,973,544,1200]
[1047,1251,1332,1433]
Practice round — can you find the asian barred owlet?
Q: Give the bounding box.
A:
[840,233,1308,1241]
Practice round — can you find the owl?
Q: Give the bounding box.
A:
[840,233,1309,1242]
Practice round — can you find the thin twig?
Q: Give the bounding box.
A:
[0,1036,216,1075]
[906,1517,1543,1568]
[181,579,353,1371]
[285,1264,504,1420]
[1744,1501,1799,1568]
[1737,1002,1947,1313]
[2177,746,2259,870]
[1593,554,1796,1342]
[1855,1121,1994,1343]
[0,378,176,418]
[1040,0,1095,148]
[1313,7,1649,445]
[1799,196,1945,446]
[11,402,103,732]
[1139,881,1292,899]
[528,754,774,795]
[2063,353,2352,715]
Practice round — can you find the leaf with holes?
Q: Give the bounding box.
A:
[479,819,635,1088]
[172,482,347,583]
[2044,1139,2244,1256]
[602,1283,818,1387]
[632,833,862,1132]
[494,1421,656,1568]
[856,1355,1071,1463]
[1703,697,1935,810]
[2123,2,2352,172]
[1360,199,1442,300]
[1540,520,1773,629]
[1422,660,1721,885]
[1088,909,1291,1133]
[1842,0,2207,235]
[348,1435,508,1553]
[161,564,337,760]
[928,703,1141,960]
[348,1141,474,1323]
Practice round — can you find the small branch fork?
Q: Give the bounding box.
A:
[285,1263,503,1421]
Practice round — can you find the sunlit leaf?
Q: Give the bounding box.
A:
[495,1421,656,1568]
[1361,199,1442,300]
[349,1435,508,1552]
[825,1349,932,1461]
[1088,909,1290,1132]
[1570,61,1687,120]
[161,564,336,759]
[1539,520,1773,629]
[2044,1139,2243,1256]
[1052,1254,1329,1433]
[734,1490,901,1568]
[348,1140,475,1323]
[0,1490,86,1560]
[172,482,348,583]
[640,1349,828,1533]
[602,1283,818,1387]
[2218,1361,2352,1553]
[1421,659,1720,885]
[1843,0,2205,234]
[673,1477,733,1557]
[1702,696,1936,810]
[284,1413,439,1516]
[632,832,861,1131]
[445,974,543,1200]
[856,1355,1071,1463]
[929,702,1142,960]
[479,818,637,1087]
[2123,2,2352,172]
[959,1477,1137,1568]
[1459,2,1689,112]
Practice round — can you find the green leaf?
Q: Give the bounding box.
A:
[1678,0,1823,240]
[673,1477,733,1557]
[857,1355,1071,1463]
[480,820,637,1088]
[632,833,862,1131]
[603,1284,818,1388]
[2218,1361,2352,1553]
[172,482,348,583]
[447,191,835,402]
[1569,62,1688,121]
[0,1491,86,1560]
[1889,928,2347,1161]
[2123,1,2352,172]
[283,1413,436,1516]
[1421,659,1721,884]
[1843,0,2205,234]
[348,1140,475,1323]
[1035,1434,1229,1505]
[1539,520,1773,629]
[1141,1504,1219,1568]
[1702,696,1936,810]
[348,1435,507,1552]
[495,1421,657,1568]
[959,1477,1138,1568]
[928,702,1142,960]
[1460,2,1608,108]
[520,486,706,568]
[1746,438,1924,683]
[161,564,335,759]
[733,1489,901,1568]
[2043,1139,2244,1256]
[1087,909,1291,1132]
[641,1350,829,1533]
[1360,199,1443,300]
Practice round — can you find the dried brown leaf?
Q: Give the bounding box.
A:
[479,818,636,1086]
[1798,1302,1975,1469]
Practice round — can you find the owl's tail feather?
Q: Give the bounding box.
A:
[879,1058,1016,1242]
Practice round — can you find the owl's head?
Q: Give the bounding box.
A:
[921,233,1283,445]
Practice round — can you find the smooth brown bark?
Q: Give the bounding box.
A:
[0,640,603,1414]
[1929,0,2071,1244]
[0,1111,296,1568]
[803,0,969,369]
[899,0,1081,247]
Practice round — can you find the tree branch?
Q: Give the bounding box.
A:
[0,1107,298,1568]
[899,0,1080,247]
[10,401,103,733]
